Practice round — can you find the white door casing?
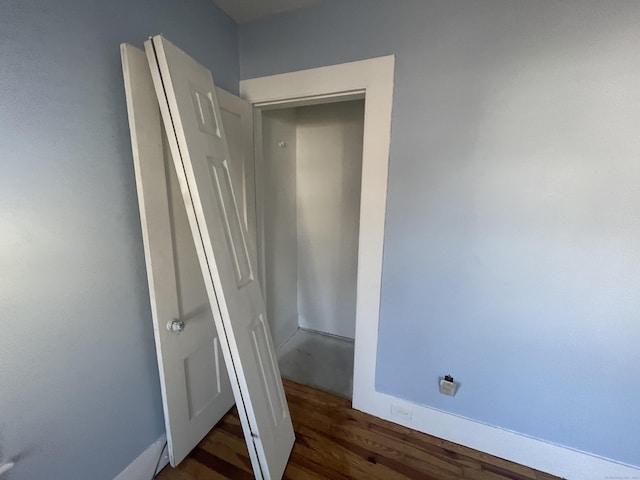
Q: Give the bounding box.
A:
[121,44,235,466]
[240,56,395,411]
[145,36,295,480]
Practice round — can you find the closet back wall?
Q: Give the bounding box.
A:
[261,101,364,345]
[296,101,364,339]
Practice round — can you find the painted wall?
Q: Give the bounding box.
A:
[240,0,640,467]
[0,1,238,479]
[296,101,364,339]
[261,109,300,348]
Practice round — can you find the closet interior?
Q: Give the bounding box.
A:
[258,99,365,399]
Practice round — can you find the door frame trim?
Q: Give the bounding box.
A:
[240,55,395,411]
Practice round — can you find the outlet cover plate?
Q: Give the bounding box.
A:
[439,378,458,396]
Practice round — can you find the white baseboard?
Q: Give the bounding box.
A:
[355,390,640,480]
[297,314,354,340]
[114,434,169,480]
[298,326,355,342]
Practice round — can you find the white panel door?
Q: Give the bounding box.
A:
[121,44,236,466]
[145,36,295,480]
[217,88,258,261]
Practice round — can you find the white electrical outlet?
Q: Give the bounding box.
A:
[439,375,458,396]
[391,403,413,420]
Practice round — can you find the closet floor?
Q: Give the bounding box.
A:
[277,329,354,399]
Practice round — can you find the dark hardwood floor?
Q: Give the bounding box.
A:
[157,379,563,480]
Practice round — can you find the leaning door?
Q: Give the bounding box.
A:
[145,36,295,480]
[121,44,236,466]
[217,88,258,261]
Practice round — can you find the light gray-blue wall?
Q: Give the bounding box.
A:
[240,0,640,467]
[0,1,237,478]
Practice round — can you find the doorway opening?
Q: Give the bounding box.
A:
[259,100,365,398]
[241,55,394,412]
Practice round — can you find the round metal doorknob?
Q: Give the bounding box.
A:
[167,319,185,333]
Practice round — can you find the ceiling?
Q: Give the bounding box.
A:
[213,0,323,24]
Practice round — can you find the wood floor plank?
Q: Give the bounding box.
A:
[296,423,414,480]
[286,399,464,476]
[157,468,196,480]
[167,457,230,480]
[199,430,254,474]
[190,447,253,480]
[287,400,461,479]
[157,379,564,480]
[367,420,541,479]
[284,387,541,480]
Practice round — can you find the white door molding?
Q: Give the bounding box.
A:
[240,56,395,411]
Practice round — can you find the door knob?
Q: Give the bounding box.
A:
[167,319,185,333]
